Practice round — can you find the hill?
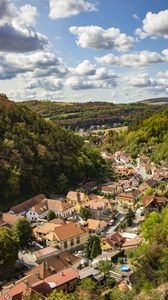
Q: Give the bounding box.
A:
[0,95,110,210]
[105,108,168,164]
[19,100,167,130]
[140,97,168,105]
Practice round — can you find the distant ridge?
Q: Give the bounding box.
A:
[139,97,168,105]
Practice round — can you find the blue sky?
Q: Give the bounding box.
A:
[1,0,168,102]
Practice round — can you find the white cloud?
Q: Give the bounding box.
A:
[96,49,168,67]
[67,59,118,90]
[0,51,68,80]
[0,0,48,52]
[69,26,134,52]
[25,77,63,91]
[124,72,156,87]
[136,10,168,39]
[132,13,140,21]
[49,0,97,19]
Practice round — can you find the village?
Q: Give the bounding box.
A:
[0,150,168,299]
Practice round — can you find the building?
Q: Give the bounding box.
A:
[143,195,167,213]
[86,219,108,234]
[0,213,24,227]
[139,179,158,194]
[83,197,113,220]
[0,268,79,300]
[122,237,142,250]
[10,195,74,222]
[116,190,140,208]
[66,191,88,212]
[33,247,58,263]
[105,232,126,249]
[44,222,89,251]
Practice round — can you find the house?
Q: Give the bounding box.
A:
[100,184,122,195]
[105,232,126,249]
[9,194,46,217]
[122,237,142,250]
[33,247,58,263]
[10,195,75,222]
[143,195,167,213]
[34,222,62,241]
[0,268,79,300]
[86,219,108,234]
[0,213,24,227]
[113,151,130,164]
[83,197,114,220]
[139,179,158,194]
[27,252,81,280]
[44,222,89,251]
[116,190,140,208]
[137,155,150,168]
[66,191,88,212]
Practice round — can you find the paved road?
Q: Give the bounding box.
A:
[105,212,126,235]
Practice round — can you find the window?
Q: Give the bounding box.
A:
[77,237,80,244]
[30,212,32,215]
[64,241,68,249]
[71,239,74,246]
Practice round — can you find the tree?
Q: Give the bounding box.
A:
[0,226,19,267]
[85,234,102,259]
[97,260,113,275]
[141,211,161,240]
[46,290,75,300]
[47,210,56,221]
[125,208,135,226]
[13,218,33,250]
[80,207,91,220]
[80,278,96,290]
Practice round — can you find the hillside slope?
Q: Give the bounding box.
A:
[106,108,168,163]
[19,100,167,129]
[0,96,109,210]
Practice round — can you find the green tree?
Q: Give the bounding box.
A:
[80,278,96,290]
[47,210,56,221]
[97,260,113,275]
[125,208,135,226]
[46,290,75,300]
[141,211,161,240]
[80,207,91,220]
[13,218,33,250]
[85,234,102,259]
[0,226,19,267]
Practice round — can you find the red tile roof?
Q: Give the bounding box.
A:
[10,194,46,214]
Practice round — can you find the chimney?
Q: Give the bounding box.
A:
[62,272,65,276]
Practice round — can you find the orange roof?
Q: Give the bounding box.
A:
[47,199,73,212]
[45,267,79,287]
[83,198,112,210]
[66,191,86,202]
[33,247,56,259]
[54,222,87,241]
[0,213,24,227]
[87,219,108,231]
[10,194,46,214]
[34,223,61,235]
[143,195,167,208]
[122,237,141,249]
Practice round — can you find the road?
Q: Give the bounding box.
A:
[104,212,126,235]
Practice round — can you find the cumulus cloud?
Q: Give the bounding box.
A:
[25,77,63,91]
[124,73,156,87]
[135,10,168,39]
[49,0,97,19]
[96,50,168,67]
[0,0,48,52]
[67,59,118,90]
[69,26,134,52]
[0,51,68,80]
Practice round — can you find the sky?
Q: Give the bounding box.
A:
[1,0,168,103]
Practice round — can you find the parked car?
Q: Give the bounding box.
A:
[108,219,115,226]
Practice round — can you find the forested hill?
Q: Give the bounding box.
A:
[106,108,168,164]
[0,96,109,210]
[19,100,167,130]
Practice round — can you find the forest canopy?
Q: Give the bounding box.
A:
[0,96,111,210]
